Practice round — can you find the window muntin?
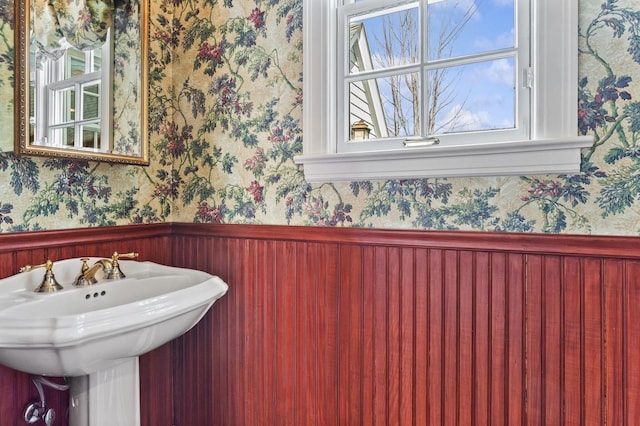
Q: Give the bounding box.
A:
[338,0,526,152]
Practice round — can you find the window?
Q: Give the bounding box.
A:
[31,32,112,152]
[295,0,593,182]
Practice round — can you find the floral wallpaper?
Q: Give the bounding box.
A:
[0,0,638,235]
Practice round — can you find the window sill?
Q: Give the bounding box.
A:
[294,136,593,182]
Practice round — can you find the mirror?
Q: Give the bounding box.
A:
[14,0,149,165]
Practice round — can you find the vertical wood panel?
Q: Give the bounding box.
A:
[625,260,640,423]
[387,247,400,426]
[474,251,490,425]
[348,245,364,425]
[583,258,604,425]
[563,257,582,426]
[0,365,13,425]
[316,242,340,425]
[414,248,429,426]
[261,238,277,426]
[273,240,289,423]
[361,245,375,426]
[299,242,318,425]
[0,365,22,426]
[506,253,524,425]
[544,256,562,424]
[0,252,15,280]
[458,251,473,426]
[139,343,173,426]
[337,245,359,424]
[285,241,299,421]
[373,246,387,426]
[226,238,244,424]
[604,259,624,426]
[428,249,443,425]
[239,239,255,426]
[490,253,506,426]
[526,255,543,425]
[399,247,415,426]
[443,250,458,426]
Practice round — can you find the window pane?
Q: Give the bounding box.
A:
[427,0,514,60]
[51,88,76,124]
[428,58,515,135]
[65,48,87,79]
[92,46,102,72]
[51,126,76,147]
[82,124,101,148]
[82,83,101,120]
[349,72,420,139]
[349,4,419,74]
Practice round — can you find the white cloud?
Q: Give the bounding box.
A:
[440,101,513,132]
[494,29,514,48]
[442,104,491,132]
[429,0,480,20]
[482,58,514,87]
[472,28,514,51]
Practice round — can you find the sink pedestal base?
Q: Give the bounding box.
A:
[68,358,140,426]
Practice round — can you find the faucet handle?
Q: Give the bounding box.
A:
[19,261,49,273]
[112,252,139,262]
[79,258,90,274]
[106,251,139,280]
[29,260,64,293]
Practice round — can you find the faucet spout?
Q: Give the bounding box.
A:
[83,260,113,281]
[73,258,97,287]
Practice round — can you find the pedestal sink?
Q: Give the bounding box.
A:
[0,257,228,426]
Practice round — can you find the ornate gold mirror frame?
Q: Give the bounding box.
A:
[14,0,149,165]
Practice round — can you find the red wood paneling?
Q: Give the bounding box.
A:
[167,224,640,425]
[1,223,640,425]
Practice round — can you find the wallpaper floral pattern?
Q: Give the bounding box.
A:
[0,0,638,235]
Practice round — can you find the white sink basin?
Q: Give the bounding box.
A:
[0,258,228,376]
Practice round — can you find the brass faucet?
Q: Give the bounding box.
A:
[81,251,139,283]
[19,259,64,293]
[73,258,97,287]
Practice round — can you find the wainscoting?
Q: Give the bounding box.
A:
[0,223,638,425]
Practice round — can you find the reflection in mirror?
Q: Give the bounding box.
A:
[15,0,149,165]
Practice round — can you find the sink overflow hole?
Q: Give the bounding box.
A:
[84,291,107,300]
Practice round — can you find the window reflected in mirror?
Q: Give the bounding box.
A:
[31,37,112,152]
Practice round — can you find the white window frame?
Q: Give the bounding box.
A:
[295,0,593,182]
[32,32,112,152]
